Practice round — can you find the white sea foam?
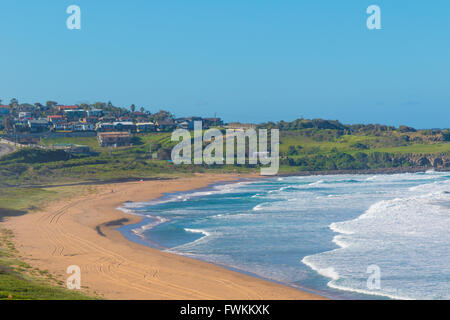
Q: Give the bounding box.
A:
[303,178,450,300]
[252,204,265,211]
[124,172,450,300]
[131,216,169,238]
[302,256,339,281]
[185,228,211,237]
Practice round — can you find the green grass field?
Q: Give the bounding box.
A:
[279,131,450,156]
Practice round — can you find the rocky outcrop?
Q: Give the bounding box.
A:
[398,154,450,168]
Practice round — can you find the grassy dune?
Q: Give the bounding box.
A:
[0,186,97,300]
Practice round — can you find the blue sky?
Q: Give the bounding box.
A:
[0,0,449,128]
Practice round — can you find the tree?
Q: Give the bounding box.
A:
[10,98,19,107]
[442,130,450,142]
[130,104,136,113]
[287,146,298,156]
[152,110,174,121]
[46,101,58,108]
[140,106,145,113]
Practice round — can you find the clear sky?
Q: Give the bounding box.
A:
[0,0,449,128]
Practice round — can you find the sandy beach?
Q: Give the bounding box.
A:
[2,173,325,300]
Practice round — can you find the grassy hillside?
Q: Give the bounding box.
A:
[0,126,448,187]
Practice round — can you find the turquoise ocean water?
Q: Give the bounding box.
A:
[118,171,450,300]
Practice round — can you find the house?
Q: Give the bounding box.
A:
[81,116,99,124]
[176,120,194,130]
[99,116,116,123]
[0,106,10,115]
[136,122,156,133]
[203,118,223,128]
[156,119,176,132]
[58,105,79,111]
[19,112,32,120]
[28,119,50,133]
[113,121,136,133]
[186,116,203,122]
[64,109,86,121]
[13,121,29,133]
[72,123,95,132]
[98,132,132,147]
[87,109,103,117]
[53,122,72,131]
[47,115,65,123]
[96,122,116,132]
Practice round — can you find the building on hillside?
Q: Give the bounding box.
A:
[203,118,223,128]
[185,116,203,122]
[0,106,10,115]
[98,132,132,147]
[81,116,99,124]
[87,109,103,117]
[53,122,72,131]
[96,122,116,132]
[47,115,65,123]
[19,112,32,120]
[28,119,50,133]
[156,119,176,132]
[58,105,79,111]
[17,104,36,113]
[64,109,87,121]
[176,120,195,130]
[13,121,29,133]
[72,123,95,132]
[113,121,136,133]
[136,122,156,133]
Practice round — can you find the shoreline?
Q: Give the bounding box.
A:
[2,166,447,190]
[113,178,337,299]
[2,173,325,300]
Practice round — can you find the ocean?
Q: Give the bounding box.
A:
[118,171,450,300]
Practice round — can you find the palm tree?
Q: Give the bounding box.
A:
[10,98,18,108]
[130,104,136,113]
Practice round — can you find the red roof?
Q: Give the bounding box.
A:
[58,105,79,110]
[0,105,10,108]
[48,115,63,118]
